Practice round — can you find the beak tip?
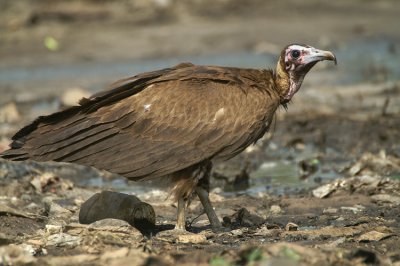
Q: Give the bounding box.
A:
[327,51,337,65]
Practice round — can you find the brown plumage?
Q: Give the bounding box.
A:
[1,44,336,230]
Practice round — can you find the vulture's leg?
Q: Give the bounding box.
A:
[195,161,222,228]
[175,197,186,230]
[195,186,222,228]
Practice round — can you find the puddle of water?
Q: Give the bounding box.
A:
[77,158,342,197]
[237,160,340,196]
[389,174,400,180]
[252,161,300,187]
[298,226,319,231]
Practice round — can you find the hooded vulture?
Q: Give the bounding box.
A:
[1,44,336,230]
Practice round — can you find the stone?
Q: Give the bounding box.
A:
[156,229,207,244]
[88,218,135,234]
[312,180,341,198]
[46,233,80,247]
[230,229,245,236]
[270,205,282,215]
[357,231,393,242]
[318,237,346,248]
[46,224,63,235]
[371,194,400,205]
[31,173,73,193]
[79,191,155,234]
[323,207,338,214]
[253,226,274,237]
[340,205,365,214]
[0,204,31,218]
[285,222,298,231]
[209,192,225,202]
[45,201,73,220]
[176,233,207,244]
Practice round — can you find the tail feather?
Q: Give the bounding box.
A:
[1,149,30,161]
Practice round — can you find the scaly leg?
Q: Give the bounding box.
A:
[195,186,222,228]
[175,197,186,230]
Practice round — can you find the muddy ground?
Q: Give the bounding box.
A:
[1,0,400,265]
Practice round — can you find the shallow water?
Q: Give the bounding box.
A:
[0,37,399,96]
[76,158,343,197]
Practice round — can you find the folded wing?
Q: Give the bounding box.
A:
[2,64,278,180]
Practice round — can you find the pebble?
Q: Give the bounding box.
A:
[270,205,282,214]
[46,233,81,247]
[156,230,207,244]
[209,192,225,202]
[45,201,73,220]
[341,205,365,214]
[357,231,392,242]
[26,239,44,246]
[10,196,20,205]
[253,226,272,236]
[46,224,63,234]
[87,218,140,235]
[230,229,244,236]
[312,181,340,198]
[95,231,127,246]
[74,198,85,206]
[323,207,338,214]
[371,194,400,205]
[176,233,207,244]
[285,222,299,231]
[0,205,30,218]
[20,194,32,201]
[89,218,132,228]
[319,237,346,248]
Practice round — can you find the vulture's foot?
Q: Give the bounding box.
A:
[174,197,187,230]
[195,186,222,229]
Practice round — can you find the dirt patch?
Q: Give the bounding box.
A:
[0,167,400,265]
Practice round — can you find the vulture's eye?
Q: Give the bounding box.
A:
[291,50,301,59]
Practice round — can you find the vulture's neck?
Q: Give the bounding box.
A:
[274,57,304,104]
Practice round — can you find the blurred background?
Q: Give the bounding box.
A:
[1,0,399,194]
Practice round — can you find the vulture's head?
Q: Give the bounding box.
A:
[276,44,337,104]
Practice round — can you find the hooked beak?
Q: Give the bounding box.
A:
[304,48,337,65]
